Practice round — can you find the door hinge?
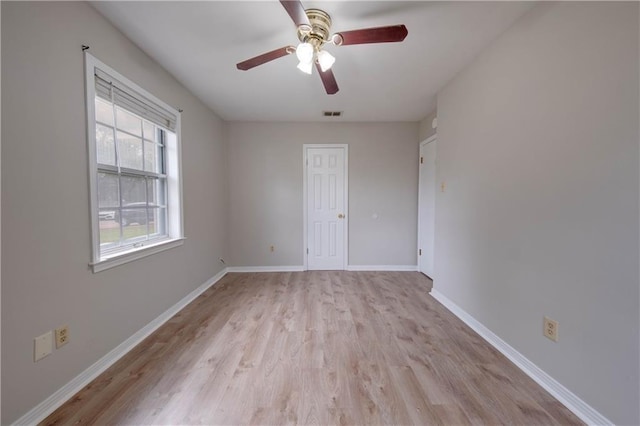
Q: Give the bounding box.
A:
[419,249,422,256]
[420,156,424,164]
[306,248,309,254]
[306,158,308,166]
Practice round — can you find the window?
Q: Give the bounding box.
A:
[85,53,183,272]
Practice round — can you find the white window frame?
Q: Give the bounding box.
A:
[85,52,184,273]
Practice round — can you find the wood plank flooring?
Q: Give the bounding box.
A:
[42,271,583,425]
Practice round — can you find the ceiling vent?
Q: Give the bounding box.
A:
[323,111,343,117]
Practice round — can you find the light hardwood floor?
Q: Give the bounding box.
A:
[43,271,582,425]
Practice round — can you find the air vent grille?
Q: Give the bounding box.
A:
[323,111,343,117]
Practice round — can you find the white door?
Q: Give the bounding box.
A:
[305,146,347,270]
[418,137,437,278]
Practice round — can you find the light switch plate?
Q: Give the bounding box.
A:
[34,331,53,362]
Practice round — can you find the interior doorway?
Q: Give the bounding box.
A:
[418,135,436,279]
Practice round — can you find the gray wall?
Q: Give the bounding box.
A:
[1,2,228,423]
[227,122,419,268]
[435,2,639,424]
[0,3,3,422]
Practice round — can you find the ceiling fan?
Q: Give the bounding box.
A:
[236,0,408,95]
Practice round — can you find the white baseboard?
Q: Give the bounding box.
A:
[226,266,304,273]
[430,289,612,426]
[226,265,419,273]
[346,265,418,272]
[13,268,229,426]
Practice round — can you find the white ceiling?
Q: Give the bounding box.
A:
[91,1,534,122]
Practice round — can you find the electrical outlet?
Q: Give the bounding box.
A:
[55,325,69,348]
[270,245,275,252]
[543,316,559,342]
[34,331,53,362]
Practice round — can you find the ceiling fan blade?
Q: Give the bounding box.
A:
[315,63,339,95]
[280,0,310,28]
[237,46,294,71]
[334,24,408,46]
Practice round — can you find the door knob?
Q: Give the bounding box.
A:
[338,213,345,219]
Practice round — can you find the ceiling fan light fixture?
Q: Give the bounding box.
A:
[297,60,313,75]
[235,1,409,96]
[295,42,314,64]
[317,50,335,72]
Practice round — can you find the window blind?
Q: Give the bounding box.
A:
[94,69,178,132]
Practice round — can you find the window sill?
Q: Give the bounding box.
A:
[90,237,185,273]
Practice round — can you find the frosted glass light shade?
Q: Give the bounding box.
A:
[297,61,313,75]
[296,42,314,64]
[317,50,335,72]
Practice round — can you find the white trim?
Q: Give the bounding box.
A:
[303,144,349,271]
[302,145,307,270]
[226,266,304,273]
[346,265,419,272]
[91,237,185,273]
[85,52,100,265]
[430,289,613,426]
[12,268,229,426]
